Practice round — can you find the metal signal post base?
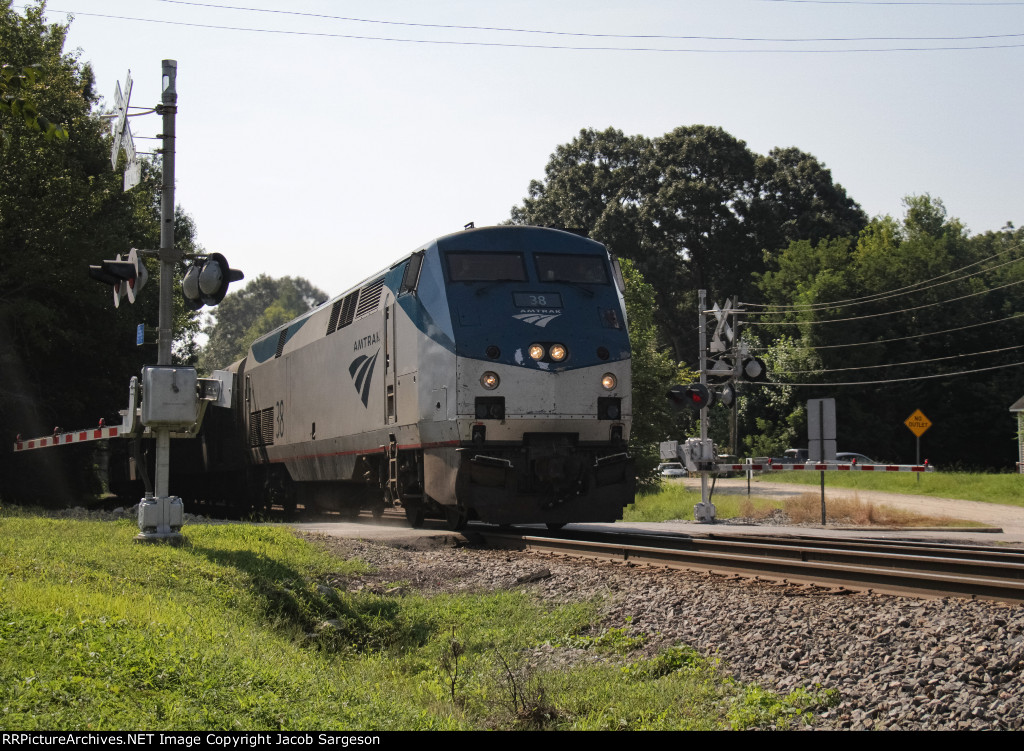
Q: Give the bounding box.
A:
[135,493,184,544]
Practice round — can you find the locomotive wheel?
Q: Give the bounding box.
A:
[444,506,468,531]
[404,503,425,528]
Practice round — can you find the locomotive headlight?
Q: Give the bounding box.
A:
[480,371,500,390]
[601,373,617,390]
[529,344,546,360]
[549,344,567,362]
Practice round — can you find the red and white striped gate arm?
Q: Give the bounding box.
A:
[14,426,121,452]
[717,462,932,473]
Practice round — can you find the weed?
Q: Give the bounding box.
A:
[493,649,559,730]
[621,645,706,680]
[727,684,838,730]
[783,492,974,527]
[566,626,647,655]
[438,628,465,704]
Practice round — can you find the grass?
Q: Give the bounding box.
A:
[623,482,982,527]
[0,509,833,731]
[759,470,1024,507]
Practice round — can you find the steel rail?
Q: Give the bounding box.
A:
[703,532,1024,565]
[476,529,1024,604]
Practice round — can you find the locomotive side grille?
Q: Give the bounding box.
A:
[275,330,287,358]
[326,300,342,334]
[248,407,275,446]
[338,290,358,330]
[355,276,385,319]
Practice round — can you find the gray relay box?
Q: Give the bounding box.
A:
[141,366,199,428]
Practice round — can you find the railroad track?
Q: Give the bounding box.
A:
[473,527,1024,604]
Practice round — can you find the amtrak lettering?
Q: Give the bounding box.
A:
[348,349,379,407]
[354,332,380,351]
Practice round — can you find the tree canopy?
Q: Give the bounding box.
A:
[748,196,1024,467]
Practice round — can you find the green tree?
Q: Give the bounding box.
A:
[620,259,693,489]
[751,146,866,254]
[198,275,326,373]
[1,62,69,149]
[753,196,1024,468]
[1,1,200,502]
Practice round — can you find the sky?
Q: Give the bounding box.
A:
[22,0,1024,303]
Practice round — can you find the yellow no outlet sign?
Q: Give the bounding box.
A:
[904,409,932,438]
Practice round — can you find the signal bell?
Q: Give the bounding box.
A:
[182,252,244,309]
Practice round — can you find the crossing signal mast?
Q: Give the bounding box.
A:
[21,63,260,544]
[85,61,243,542]
[18,62,251,545]
[665,291,767,522]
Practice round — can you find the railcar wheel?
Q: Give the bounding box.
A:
[404,504,425,528]
[444,506,468,531]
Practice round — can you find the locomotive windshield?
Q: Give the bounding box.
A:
[535,254,610,284]
[446,252,527,282]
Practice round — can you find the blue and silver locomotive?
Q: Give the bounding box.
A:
[202,225,634,528]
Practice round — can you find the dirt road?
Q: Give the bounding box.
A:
[682,476,1024,537]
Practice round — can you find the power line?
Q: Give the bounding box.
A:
[773,342,1024,374]
[741,243,1024,314]
[747,276,1024,326]
[150,0,1024,43]
[757,1,1024,6]
[756,359,1024,387]
[28,6,1024,52]
[749,309,1024,351]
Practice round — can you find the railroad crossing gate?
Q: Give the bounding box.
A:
[904,409,932,438]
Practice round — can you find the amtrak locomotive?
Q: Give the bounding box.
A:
[192,225,634,528]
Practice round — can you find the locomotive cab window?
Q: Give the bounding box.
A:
[399,251,424,295]
[445,252,527,282]
[535,254,610,285]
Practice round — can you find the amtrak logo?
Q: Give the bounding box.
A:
[349,349,379,407]
[513,312,561,328]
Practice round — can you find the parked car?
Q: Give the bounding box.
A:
[835,452,878,465]
[658,462,688,478]
[771,448,808,464]
[715,454,742,477]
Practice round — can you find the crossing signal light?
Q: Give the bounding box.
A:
[719,382,737,408]
[741,357,768,382]
[667,383,716,410]
[181,252,244,309]
[88,248,148,308]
